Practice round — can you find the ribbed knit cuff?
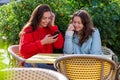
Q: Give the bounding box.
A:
[65,31,74,36]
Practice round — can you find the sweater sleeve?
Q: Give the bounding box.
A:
[63,31,74,54]
[49,25,64,49]
[19,28,44,59]
[89,29,103,55]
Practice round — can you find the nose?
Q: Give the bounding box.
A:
[74,23,79,27]
[46,18,50,23]
[44,18,50,23]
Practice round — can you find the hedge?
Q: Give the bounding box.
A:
[0,0,120,56]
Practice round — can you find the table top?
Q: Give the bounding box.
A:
[25,54,64,64]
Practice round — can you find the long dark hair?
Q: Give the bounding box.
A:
[19,4,51,36]
[72,10,94,45]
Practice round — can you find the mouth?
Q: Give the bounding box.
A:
[43,23,48,26]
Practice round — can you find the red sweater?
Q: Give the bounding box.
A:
[19,25,64,59]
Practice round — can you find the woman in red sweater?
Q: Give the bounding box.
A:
[19,4,64,70]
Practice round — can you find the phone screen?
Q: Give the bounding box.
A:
[53,31,60,39]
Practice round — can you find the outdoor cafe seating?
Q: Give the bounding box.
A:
[7,45,119,80]
[8,45,118,67]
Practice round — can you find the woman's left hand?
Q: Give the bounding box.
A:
[50,12,55,26]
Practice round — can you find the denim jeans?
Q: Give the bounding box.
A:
[24,63,56,71]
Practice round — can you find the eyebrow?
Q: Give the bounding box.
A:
[43,15,51,18]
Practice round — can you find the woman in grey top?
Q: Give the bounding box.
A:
[63,10,103,55]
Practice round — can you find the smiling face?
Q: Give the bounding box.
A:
[39,11,51,27]
[72,16,84,32]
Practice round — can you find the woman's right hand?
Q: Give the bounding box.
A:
[67,24,75,31]
[40,34,58,45]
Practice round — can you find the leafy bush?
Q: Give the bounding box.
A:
[86,1,120,57]
[0,51,7,79]
[0,0,120,56]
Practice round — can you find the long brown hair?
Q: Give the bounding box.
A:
[72,10,94,45]
[19,4,52,36]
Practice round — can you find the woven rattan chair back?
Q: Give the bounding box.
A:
[8,45,25,67]
[54,55,117,80]
[102,46,115,55]
[1,68,68,80]
[102,46,118,64]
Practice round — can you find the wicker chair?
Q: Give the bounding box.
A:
[102,46,118,64]
[8,45,25,67]
[54,55,117,80]
[1,68,68,80]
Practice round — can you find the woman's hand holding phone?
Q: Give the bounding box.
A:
[41,34,58,45]
[53,31,60,39]
[67,24,75,31]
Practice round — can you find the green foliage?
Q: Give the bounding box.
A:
[0,52,7,79]
[0,54,7,70]
[0,0,120,56]
[86,1,120,56]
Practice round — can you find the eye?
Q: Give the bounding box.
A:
[48,17,51,20]
[78,22,81,24]
[42,17,47,20]
[73,21,76,24]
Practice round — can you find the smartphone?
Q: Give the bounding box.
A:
[53,31,60,39]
